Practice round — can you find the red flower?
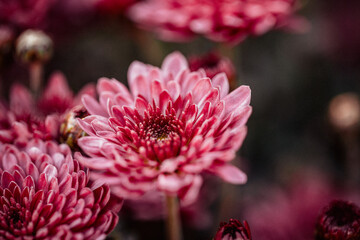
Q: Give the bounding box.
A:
[0,140,121,239]
[78,52,251,203]
[214,219,252,240]
[315,200,360,240]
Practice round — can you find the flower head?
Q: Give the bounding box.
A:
[0,140,120,239]
[0,72,95,146]
[214,219,252,240]
[78,52,251,203]
[315,200,360,240]
[129,0,304,44]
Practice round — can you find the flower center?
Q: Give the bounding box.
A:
[119,105,186,162]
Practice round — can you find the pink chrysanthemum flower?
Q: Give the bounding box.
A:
[128,0,305,44]
[0,72,95,146]
[77,52,251,203]
[0,140,120,239]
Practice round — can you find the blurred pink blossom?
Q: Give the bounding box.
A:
[0,72,95,146]
[243,172,360,240]
[129,0,306,44]
[77,52,252,203]
[0,139,120,239]
[0,0,52,29]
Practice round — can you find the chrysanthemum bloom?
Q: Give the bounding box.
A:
[189,52,236,89]
[315,200,360,240]
[0,0,51,29]
[0,140,120,239]
[128,0,305,44]
[78,52,251,203]
[214,219,251,240]
[0,72,95,146]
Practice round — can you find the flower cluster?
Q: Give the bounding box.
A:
[129,0,303,44]
[0,72,94,147]
[77,52,252,203]
[0,139,120,239]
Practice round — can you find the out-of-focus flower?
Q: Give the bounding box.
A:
[96,0,137,15]
[0,72,95,146]
[189,52,236,89]
[315,200,360,240]
[0,0,51,29]
[78,52,252,203]
[0,140,120,239]
[243,172,345,240]
[328,93,360,131]
[16,30,53,64]
[214,219,252,240]
[129,0,306,44]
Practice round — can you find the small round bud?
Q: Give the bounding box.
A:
[328,93,360,131]
[16,29,53,64]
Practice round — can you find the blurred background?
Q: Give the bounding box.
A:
[1,0,360,239]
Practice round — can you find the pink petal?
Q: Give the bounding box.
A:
[161,51,188,80]
[212,73,230,99]
[213,164,247,184]
[223,85,251,117]
[44,72,73,100]
[82,95,108,117]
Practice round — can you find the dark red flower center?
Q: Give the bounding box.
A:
[316,200,360,240]
[119,105,186,162]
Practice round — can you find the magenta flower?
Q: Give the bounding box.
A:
[0,139,120,239]
[129,0,305,44]
[315,200,360,240]
[0,72,95,146]
[214,219,252,240]
[78,52,251,203]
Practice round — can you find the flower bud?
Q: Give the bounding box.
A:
[315,200,360,240]
[214,219,252,240]
[328,93,360,131]
[16,29,53,64]
[59,105,89,150]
